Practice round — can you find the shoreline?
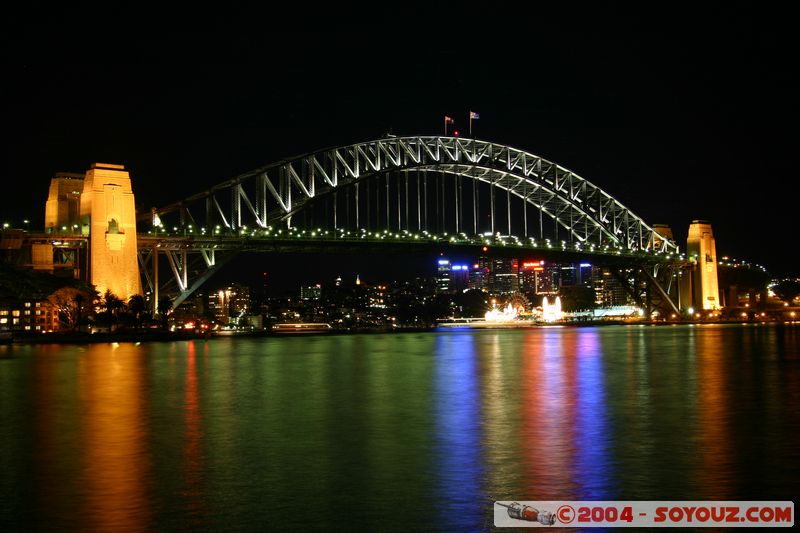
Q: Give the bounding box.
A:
[3,320,797,345]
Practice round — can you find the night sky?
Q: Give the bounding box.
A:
[4,14,797,289]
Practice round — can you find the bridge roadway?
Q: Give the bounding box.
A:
[137,227,685,266]
[23,227,685,268]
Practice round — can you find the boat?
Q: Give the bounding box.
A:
[271,323,332,334]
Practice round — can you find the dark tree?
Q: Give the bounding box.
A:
[128,294,147,329]
[558,286,596,311]
[103,290,124,315]
[772,279,800,305]
[158,297,173,329]
[454,289,489,318]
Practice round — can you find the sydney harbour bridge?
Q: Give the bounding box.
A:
[25,136,688,316]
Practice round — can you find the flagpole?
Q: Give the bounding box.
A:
[469,113,473,137]
[444,116,447,136]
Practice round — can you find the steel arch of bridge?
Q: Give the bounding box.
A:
[150,136,678,253]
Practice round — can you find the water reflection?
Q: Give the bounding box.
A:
[522,328,574,498]
[695,329,734,497]
[434,333,483,528]
[78,343,151,531]
[572,330,612,499]
[479,332,523,501]
[182,341,205,524]
[0,325,796,530]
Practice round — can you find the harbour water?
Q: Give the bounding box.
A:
[1,324,798,530]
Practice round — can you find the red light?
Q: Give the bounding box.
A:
[453,130,459,136]
[482,246,488,252]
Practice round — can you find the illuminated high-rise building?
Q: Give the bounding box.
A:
[519,260,544,292]
[468,263,489,290]
[535,262,559,294]
[578,263,593,288]
[468,255,491,291]
[436,259,451,294]
[490,258,519,294]
[593,267,630,307]
[450,264,470,292]
[559,264,577,287]
[686,220,720,310]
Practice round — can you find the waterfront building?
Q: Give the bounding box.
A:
[300,284,322,301]
[491,258,519,294]
[519,260,543,292]
[450,263,470,292]
[560,264,578,287]
[535,262,560,294]
[0,299,60,333]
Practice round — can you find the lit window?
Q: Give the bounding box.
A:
[25,302,31,308]
[0,310,7,316]
[0,318,6,324]
[35,302,41,307]
[12,318,20,325]
[24,310,31,316]
[35,310,41,315]
[12,310,20,317]
[24,325,31,331]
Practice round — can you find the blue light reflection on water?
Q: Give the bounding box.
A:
[572,329,613,499]
[433,332,485,529]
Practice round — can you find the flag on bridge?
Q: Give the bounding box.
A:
[444,116,455,135]
[469,111,480,135]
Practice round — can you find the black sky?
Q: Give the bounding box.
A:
[3,13,798,286]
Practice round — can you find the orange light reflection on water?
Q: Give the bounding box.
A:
[79,343,151,531]
[183,341,206,521]
[695,332,733,497]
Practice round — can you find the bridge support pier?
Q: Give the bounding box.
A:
[610,265,681,319]
[153,247,158,315]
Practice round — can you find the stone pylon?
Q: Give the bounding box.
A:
[686,220,720,310]
[79,163,142,301]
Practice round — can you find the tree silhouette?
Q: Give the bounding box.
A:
[773,279,800,305]
[558,286,596,311]
[128,294,147,329]
[158,297,173,329]
[103,290,124,315]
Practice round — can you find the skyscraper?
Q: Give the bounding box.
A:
[491,258,519,294]
[436,259,451,294]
